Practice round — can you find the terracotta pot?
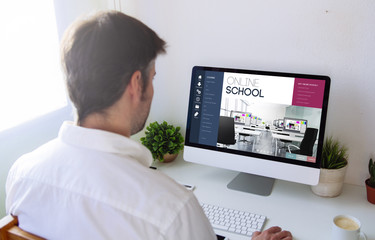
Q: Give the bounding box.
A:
[365,179,375,204]
[311,165,347,197]
[162,153,178,163]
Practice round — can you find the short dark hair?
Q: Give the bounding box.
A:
[61,11,166,123]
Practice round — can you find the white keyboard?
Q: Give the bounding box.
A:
[201,203,266,238]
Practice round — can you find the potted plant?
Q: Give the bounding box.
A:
[311,137,348,197]
[140,121,184,162]
[365,158,375,204]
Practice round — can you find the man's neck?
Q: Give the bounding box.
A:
[79,112,131,137]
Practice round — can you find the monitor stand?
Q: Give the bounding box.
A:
[227,172,275,196]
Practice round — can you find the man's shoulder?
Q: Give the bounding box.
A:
[8,138,59,175]
[112,164,195,211]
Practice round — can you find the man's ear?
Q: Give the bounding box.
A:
[127,70,143,99]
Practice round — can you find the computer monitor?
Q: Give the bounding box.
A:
[184,66,330,196]
[230,111,251,125]
[283,117,308,133]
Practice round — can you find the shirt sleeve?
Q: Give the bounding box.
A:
[162,193,217,240]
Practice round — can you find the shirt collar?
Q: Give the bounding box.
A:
[58,121,153,167]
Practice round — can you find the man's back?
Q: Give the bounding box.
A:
[6,122,216,240]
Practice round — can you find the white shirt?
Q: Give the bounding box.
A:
[6,121,216,240]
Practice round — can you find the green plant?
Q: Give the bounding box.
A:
[368,158,375,188]
[140,121,184,162]
[320,137,348,169]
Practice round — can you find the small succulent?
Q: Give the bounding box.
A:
[320,137,348,169]
[140,121,184,162]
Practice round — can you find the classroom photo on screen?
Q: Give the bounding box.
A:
[216,72,325,163]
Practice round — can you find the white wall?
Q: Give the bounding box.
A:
[125,0,375,186]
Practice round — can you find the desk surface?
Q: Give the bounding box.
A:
[154,157,375,240]
[272,133,304,142]
[236,127,261,137]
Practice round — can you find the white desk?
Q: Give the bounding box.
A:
[270,130,304,137]
[272,132,304,142]
[154,157,375,240]
[235,126,262,146]
[236,126,262,137]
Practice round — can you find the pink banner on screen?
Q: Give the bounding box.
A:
[292,78,325,109]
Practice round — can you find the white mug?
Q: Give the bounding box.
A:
[331,215,366,240]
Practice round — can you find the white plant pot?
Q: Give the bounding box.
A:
[311,165,348,197]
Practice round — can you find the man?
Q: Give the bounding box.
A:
[6,11,292,240]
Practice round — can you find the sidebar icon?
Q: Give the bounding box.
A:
[194,74,203,119]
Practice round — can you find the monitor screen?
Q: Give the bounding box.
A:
[184,66,330,195]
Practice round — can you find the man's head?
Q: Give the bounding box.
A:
[61,11,166,125]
